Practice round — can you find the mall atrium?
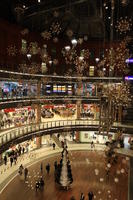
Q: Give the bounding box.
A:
[0,0,133,200]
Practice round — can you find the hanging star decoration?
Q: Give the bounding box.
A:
[41,31,51,40]
[74,57,88,75]
[50,22,61,35]
[7,45,17,56]
[62,47,77,65]
[116,17,132,34]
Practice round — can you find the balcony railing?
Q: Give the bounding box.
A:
[0,120,99,146]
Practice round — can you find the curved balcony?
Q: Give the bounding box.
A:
[0,119,133,153]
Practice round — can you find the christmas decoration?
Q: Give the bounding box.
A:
[62,47,77,64]
[41,31,51,40]
[66,29,73,37]
[50,22,61,35]
[116,17,132,34]
[57,142,73,189]
[7,45,17,56]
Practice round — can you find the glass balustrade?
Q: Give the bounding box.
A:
[1,119,130,147]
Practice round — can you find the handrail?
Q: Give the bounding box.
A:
[0,119,133,147]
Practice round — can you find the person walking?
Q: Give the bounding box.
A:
[40,162,43,174]
[10,155,13,167]
[3,155,7,165]
[24,167,28,181]
[46,163,50,174]
[80,192,85,200]
[88,191,94,200]
[18,164,23,176]
[52,143,56,150]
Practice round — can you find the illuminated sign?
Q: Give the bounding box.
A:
[125,76,133,80]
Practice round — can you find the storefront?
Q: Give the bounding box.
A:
[79,131,109,144]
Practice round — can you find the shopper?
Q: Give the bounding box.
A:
[18,164,24,176]
[24,167,28,181]
[10,155,13,167]
[88,191,94,200]
[80,192,85,200]
[3,155,7,165]
[22,147,25,154]
[40,162,43,174]
[52,143,56,150]
[91,141,95,149]
[46,163,50,174]
[39,177,44,190]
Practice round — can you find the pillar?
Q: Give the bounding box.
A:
[128,157,133,200]
[0,154,2,165]
[118,105,122,122]
[36,81,42,148]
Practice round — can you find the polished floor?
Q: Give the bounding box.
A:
[1,151,128,200]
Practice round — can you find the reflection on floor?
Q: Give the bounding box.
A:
[1,151,128,200]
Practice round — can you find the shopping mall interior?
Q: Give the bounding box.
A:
[0,0,133,200]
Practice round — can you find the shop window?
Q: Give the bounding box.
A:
[21,39,27,54]
[89,66,94,76]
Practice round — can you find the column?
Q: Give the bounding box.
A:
[36,81,42,148]
[0,154,2,165]
[128,157,133,200]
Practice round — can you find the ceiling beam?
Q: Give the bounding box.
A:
[24,0,89,19]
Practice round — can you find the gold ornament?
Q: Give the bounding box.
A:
[41,31,51,40]
[116,17,132,34]
[7,45,17,56]
[50,22,61,35]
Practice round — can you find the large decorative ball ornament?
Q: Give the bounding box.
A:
[108,195,111,198]
[107,190,111,194]
[116,170,120,174]
[121,169,125,174]
[100,178,104,182]
[94,195,96,199]
[107,163,111,168]
[95,169,99,175]
[114,178,119,183]
[66,29,73,37]
[98,190,101,194]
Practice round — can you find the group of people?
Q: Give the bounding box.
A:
[70,191,94,200]
[3,144,29,166]
[18,164,28,181]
